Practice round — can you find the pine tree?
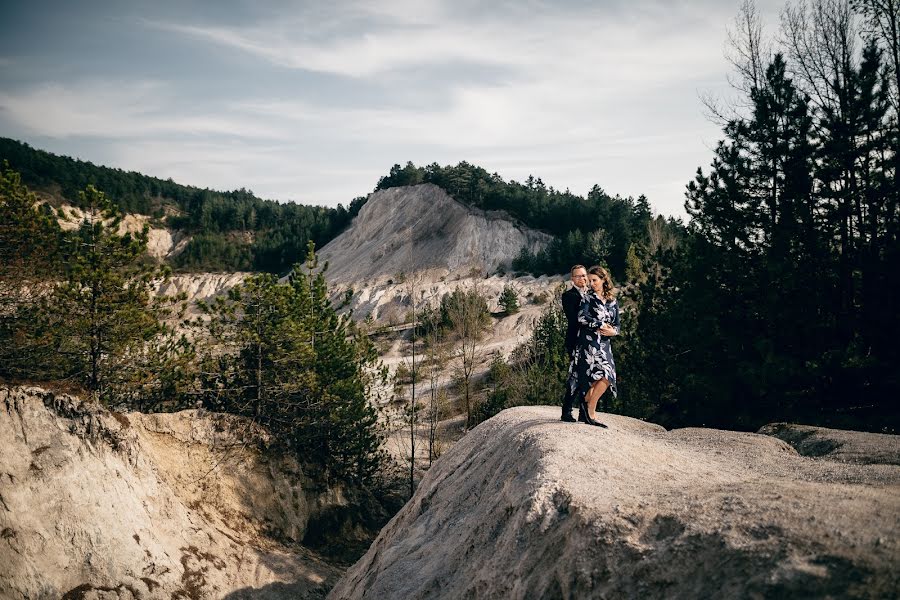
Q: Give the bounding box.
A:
[624,243,646,283]
[498,284,519,315]
[681,53,825,426]
[196,242,386,485]
[289,244,386,484]
[0,164,62,379]
[45,185,188,404]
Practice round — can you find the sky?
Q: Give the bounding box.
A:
[0,0,785,219]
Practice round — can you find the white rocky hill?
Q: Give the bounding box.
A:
[45,184,559,317]
[0,386,373,600]
[317,184,552,285]
[330,406,900,599]
[139,183,561,327]
[311,183,566,360]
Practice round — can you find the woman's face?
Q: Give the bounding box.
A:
[588,273,604,293]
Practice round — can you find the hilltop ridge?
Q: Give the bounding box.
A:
[318,183,551,284]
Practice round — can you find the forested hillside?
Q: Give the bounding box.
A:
[0,137,366,273]
[1,137,679,280]
[376,160,684,279]
[1,164,387,496]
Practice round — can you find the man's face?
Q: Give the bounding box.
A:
[571,268,588,289]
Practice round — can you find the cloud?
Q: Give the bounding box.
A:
[147,1,727,85]
[147,21,510,78]
[0,81,289,140]
[2,0,768,217]
[140,0,732,177]
[107,138,380,205]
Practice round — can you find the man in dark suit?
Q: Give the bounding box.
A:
[561,265,588,422]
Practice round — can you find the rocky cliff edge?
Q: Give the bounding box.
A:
[330,406,900,599]
[0,386,348,600]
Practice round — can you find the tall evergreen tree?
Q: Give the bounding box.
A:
[196,242,386,485]
[45,185,189,404]
[0,164,62,379]
[498,284,520,315]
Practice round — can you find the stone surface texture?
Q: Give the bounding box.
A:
[0,386,342,600]
[330,406,900,600]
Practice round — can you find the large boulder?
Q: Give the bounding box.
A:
[330,406,900,599]
[759,422,900,466]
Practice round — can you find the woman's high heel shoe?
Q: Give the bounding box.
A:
[579,400,608,428]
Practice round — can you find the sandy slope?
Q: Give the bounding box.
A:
[0,387,342,600]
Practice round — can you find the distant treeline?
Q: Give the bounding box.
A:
[0,137,366,273]
[1,136,683,281]
[376,161,684,279]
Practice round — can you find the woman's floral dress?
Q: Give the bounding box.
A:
[567,292,620,405]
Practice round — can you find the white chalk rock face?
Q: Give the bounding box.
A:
[55,206,185,261]
[318,184,551,285]
[155,272,251,305]
[332,273,562,324]
[0,387,340,599]
[329,406,900,600]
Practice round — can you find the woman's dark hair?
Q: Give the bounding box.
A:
[587,265,617,301]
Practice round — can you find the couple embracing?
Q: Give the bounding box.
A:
[560,264,619,428]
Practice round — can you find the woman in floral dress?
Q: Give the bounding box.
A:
[567,265,619,427]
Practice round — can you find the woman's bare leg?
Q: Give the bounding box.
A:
[584,378,609,419]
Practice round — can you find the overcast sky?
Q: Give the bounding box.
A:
[0,0,785,218]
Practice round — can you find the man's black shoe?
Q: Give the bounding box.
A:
[577,412,586,423]
[561,414,577,422]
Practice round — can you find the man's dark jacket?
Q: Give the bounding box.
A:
[560,285,584,419]
[562,286,584,354]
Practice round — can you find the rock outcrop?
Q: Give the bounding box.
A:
[760,422,900,465]
[155,272,251,306]
[330,406,900,599]
[54,204,188,261]
[0,386,346,599]
[335,273,561,324]
[317,184,552,285]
